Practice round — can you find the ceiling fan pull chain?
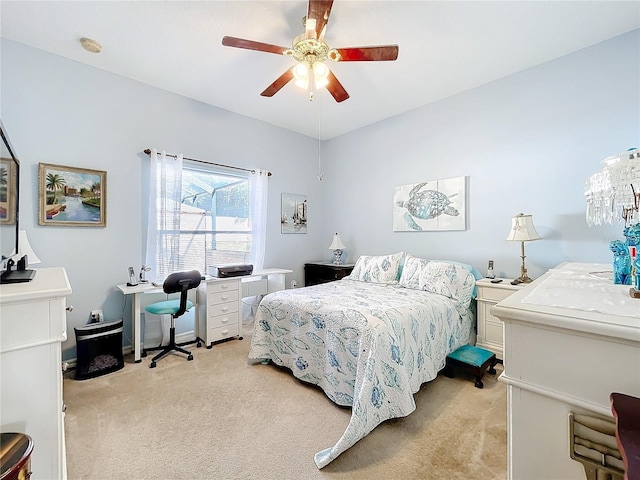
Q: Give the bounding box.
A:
[317,95,323,182]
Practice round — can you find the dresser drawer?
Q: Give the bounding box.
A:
[208,289,239,305]
[207,280,239,295]
[208,311,239,329]
[208,300,239,317]
[478,286,514,302]
[480,301,504,323]
[484,318,504,345]
[1,299,66,352]
[208,323,239,342]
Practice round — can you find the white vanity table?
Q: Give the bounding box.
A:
[491,263,640,480]
[0,267,72,480]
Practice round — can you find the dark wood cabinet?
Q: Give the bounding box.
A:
[304,263,355,286]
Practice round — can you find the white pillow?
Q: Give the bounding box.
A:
[418,261,476,310]
[398,254,430,290]
[348,252,404,284]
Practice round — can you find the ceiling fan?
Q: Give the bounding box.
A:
[222,0,399,103]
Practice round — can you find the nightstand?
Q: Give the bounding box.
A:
[475,278,522,360]
[304,263,354,286]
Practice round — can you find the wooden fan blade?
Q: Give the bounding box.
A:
[334,45,399,62]
[222,36,288,55]
[326,70,349,103]
[260,69,295,97]
[306,0,333,40]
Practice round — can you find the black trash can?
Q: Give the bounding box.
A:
[74,319,125,380]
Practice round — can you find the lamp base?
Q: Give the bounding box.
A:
[332,249,343,265]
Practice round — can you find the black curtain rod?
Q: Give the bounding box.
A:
[143,149,272,176]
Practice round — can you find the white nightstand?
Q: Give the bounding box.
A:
[475,278,522,360]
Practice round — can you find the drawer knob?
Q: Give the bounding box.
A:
[221,306,229,312]
[221,295,229,301]
[221,284,228,289]
[222,329,229,335]
[222,318,228,324]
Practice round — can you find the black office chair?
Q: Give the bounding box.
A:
[143,270,204,368]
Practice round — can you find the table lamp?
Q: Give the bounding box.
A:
[506,213,541,284]
[16,230,41,266]
[328,233,346,265]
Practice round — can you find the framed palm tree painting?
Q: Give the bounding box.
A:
[0,157,17,225]
[38,163,107,227]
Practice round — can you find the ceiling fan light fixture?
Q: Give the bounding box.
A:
[221,0,398,102]
[313,62,329,88]
[293,62,310,89]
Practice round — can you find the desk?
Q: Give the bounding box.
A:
[117,268,291,362]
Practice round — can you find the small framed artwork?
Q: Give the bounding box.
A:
[281,193,307,234]
[393,176,467,231]
[0,157,17,225]
[38,163,107,227]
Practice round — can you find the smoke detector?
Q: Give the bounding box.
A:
[80,37,102,54]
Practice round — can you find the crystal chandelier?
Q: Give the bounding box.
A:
[584,148,640,227]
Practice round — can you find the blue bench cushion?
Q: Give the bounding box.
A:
[145,299,193,315]
[448,344,494,368]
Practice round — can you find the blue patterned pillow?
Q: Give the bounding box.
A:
[348,252,405,284]
[398,254,430,289]
[418,261,476,312]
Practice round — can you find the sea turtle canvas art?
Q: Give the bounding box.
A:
[393,176,466,231]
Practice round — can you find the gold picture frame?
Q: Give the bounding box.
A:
[38,163,106,227]
[0,157,17,225]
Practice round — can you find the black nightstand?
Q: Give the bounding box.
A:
[304,262,355,286]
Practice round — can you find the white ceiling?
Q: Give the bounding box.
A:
[1,1,639,140]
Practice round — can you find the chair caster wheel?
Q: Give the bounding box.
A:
[187,354,194,361]
[150,362,156,368]
[142,351,147,358]
[197,342,202,348]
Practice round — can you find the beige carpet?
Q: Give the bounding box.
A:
[64,324,507,480]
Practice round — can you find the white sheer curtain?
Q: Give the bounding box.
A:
[249,169,268,270]
[243,168,269,322]
[145,148,183,283]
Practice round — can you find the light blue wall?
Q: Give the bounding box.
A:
[1,39,324,359]
[320,29,639,279]
[1,30,638,359]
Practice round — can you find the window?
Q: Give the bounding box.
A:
[153,162,252,278]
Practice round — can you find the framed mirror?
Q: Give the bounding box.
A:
[1,120,20,274]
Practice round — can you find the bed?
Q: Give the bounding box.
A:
[248,253,481,468]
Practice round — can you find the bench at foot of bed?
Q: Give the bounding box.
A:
[444,344,498,389]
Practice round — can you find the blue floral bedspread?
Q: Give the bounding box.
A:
[248,278,474,468]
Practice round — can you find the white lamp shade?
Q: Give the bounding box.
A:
[506,213,541,242]
[328,233,346,250]
[14,230,41,264]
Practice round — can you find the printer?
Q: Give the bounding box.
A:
[208,264,254,278]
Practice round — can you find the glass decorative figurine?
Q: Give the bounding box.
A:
[610,240,632,285]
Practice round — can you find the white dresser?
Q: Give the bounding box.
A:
[475,278,522,360]
[196,268,291,348]
[0,267,72,480]
[491,263,640,480]
[197,277,242,347]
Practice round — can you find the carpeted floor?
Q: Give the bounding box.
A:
[63,324,507,480]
